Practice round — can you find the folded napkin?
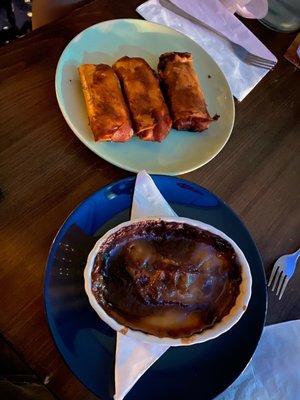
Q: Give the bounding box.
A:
[114,171,175,400]
[114,172,300,400]
[137,0,277,101]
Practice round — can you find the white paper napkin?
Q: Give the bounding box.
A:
[131,171,177,220]
[216,319,300,400]
[137,0,277,101]
[220,0,268,19]
[114,171,176,400]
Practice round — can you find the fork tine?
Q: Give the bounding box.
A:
[246,59,276,68]
[276,273,286,295]
[268,264,279,287]
[244,53,276,63]
[245,59,275,69]
[272,269,282,291]
[245,61,274,70]
[279,277,289,300]
[245,55,276,66]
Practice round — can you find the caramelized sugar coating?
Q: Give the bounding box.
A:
[78,64,133,142]
[113,57,172,142]
[92,220,241,338]
[158,52,217,132]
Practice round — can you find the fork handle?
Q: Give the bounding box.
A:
[293,248,300,261]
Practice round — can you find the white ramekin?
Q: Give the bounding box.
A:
[84,217,252,346]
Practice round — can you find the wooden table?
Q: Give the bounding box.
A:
[0,1,299,399]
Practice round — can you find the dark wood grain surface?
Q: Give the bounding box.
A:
[0,1,299,399]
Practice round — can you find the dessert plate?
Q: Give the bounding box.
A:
[44,175,266,400]
[55,19,234,175]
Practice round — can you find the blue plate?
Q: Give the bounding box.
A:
[44,176,267,400]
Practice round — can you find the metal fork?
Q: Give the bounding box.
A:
[268,249,300,300]
[159,0,276,69]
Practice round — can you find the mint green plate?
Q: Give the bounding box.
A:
[55,19,234,175]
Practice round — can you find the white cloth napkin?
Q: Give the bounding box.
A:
[137,0,277,101]
[114,172,300,400]
[114,171,176,400]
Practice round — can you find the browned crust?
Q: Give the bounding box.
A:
[158,52,218,132]
[92,220,242,339]
[113,57,172,142]
[158,52,192,73]
[78,64,133,142]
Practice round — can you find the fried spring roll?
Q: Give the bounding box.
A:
[113,57,172,142]
[158,52,216,132]
[78,64,133,142]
